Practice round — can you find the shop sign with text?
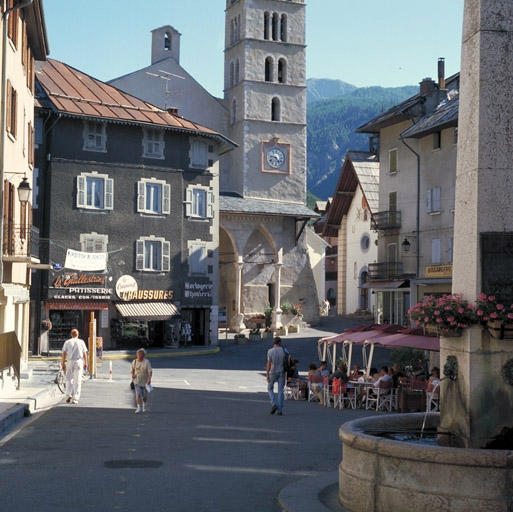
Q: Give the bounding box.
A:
[425,265,453,278]
[184,282,213,299]
[119,290,174,301]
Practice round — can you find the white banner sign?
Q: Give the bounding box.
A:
[65,249,107,271]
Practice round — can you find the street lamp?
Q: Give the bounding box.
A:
[402,238,411,253]
[18,177,31,204]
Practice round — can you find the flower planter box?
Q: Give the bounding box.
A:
[276,326,288,336]
[234,335,248,345]
[288,324,300,334]
[248,334,262,342]
[487,320,513,340]
[262,331,274,339]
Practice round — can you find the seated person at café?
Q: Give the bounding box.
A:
[329,362,349,384]
[389,364,405,387]
[287,359,307,399]
[308,363,324,404]
[368,368,379,382]
[319,361,330,377]
[358,366,392,405]
[427,368,440,393]
[349,364,361,380]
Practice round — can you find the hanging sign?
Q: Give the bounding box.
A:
[65,249,107,271]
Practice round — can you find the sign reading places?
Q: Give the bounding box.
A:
[425,265,453,278]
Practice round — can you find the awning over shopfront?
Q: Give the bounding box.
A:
[114,301,179,321]
[360,280,409,289]
[45,301,109,310]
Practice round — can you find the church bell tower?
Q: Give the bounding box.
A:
[223,0,307,205]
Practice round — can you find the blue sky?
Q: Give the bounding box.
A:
[42,0,464,98]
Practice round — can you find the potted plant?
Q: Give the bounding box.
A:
[475,294,513,339]
[408,294,478,336]
[262,327,274,339]
[264,304,274,328]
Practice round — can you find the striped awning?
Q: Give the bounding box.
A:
[115,301,179,320]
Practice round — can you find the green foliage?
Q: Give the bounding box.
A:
[306,190,320,210]
[280,300,292,313]
[306,84,418,199]
[389,348,426,372]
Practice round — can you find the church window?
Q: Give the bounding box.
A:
[231,99,237,124]
[271,97,281,121]
[230,61,235,86]
[278,58,287,83]
[265,57,273,82]
[235,59,240,83]
[264,12,270,40]
[280,14,287,41]
[272,13,279,41]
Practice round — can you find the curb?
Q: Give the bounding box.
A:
[0,403,28,436]
[29,346,221,362]
[278,471,350,512]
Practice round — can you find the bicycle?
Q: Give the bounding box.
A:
[54,368,66,394]
[54,364,88,394]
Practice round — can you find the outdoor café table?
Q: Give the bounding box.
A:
[349,380,375,408]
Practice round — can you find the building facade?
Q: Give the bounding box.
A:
[109,0,319,330]
[0,0,47,387]
[356,59,459,324]
[32,59,234,352]
[318,152,379,316]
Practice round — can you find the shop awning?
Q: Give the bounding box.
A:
[360,280,408,289]
[45,301,109,310]
[114,301,179,320]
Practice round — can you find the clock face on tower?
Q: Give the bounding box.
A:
[266,147,285,168]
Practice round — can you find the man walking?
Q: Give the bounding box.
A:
[62,329,88,404]
[266,336,290,416]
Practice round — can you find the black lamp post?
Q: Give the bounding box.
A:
[402,238,411,253]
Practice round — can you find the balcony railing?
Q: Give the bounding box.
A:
[371,210,401,231]
[368,262,404,280]
[3,223,39,259]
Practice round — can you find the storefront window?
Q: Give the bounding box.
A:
[49,310,82,350]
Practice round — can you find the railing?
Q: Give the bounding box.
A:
[3,222,39,258]
[371,210,401,231]
[0,331,21,390]
[368,262,404,280]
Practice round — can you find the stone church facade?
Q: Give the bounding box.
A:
[109,0,319,329]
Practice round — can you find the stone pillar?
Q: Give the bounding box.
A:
[440,0,513,448]
[272,249,283,329]
[229,256,245,333]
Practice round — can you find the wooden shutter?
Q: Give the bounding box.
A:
[136,240,145,270]
[426,189,432,214]
[6,81,12,135]
[162,241,170,272]
[105,178,114,210]
[432,187,441,212]
[137,181,146,212]
[77,176,86,208]
[185,187,193,217]
[431,239,441,264]
[207,191,215,218]
[162,184,171,214]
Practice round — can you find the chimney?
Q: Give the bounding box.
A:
[167,107,179,116]
[438,57,446,90]
[419,77,436,96]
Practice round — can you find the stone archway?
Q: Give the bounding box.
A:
[219,227,238,328]
[242,226,277,315]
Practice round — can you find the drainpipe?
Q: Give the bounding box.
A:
[0,0,34,286]
[400,138,420,279]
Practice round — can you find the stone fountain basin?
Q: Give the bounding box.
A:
[339,413,513,512]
